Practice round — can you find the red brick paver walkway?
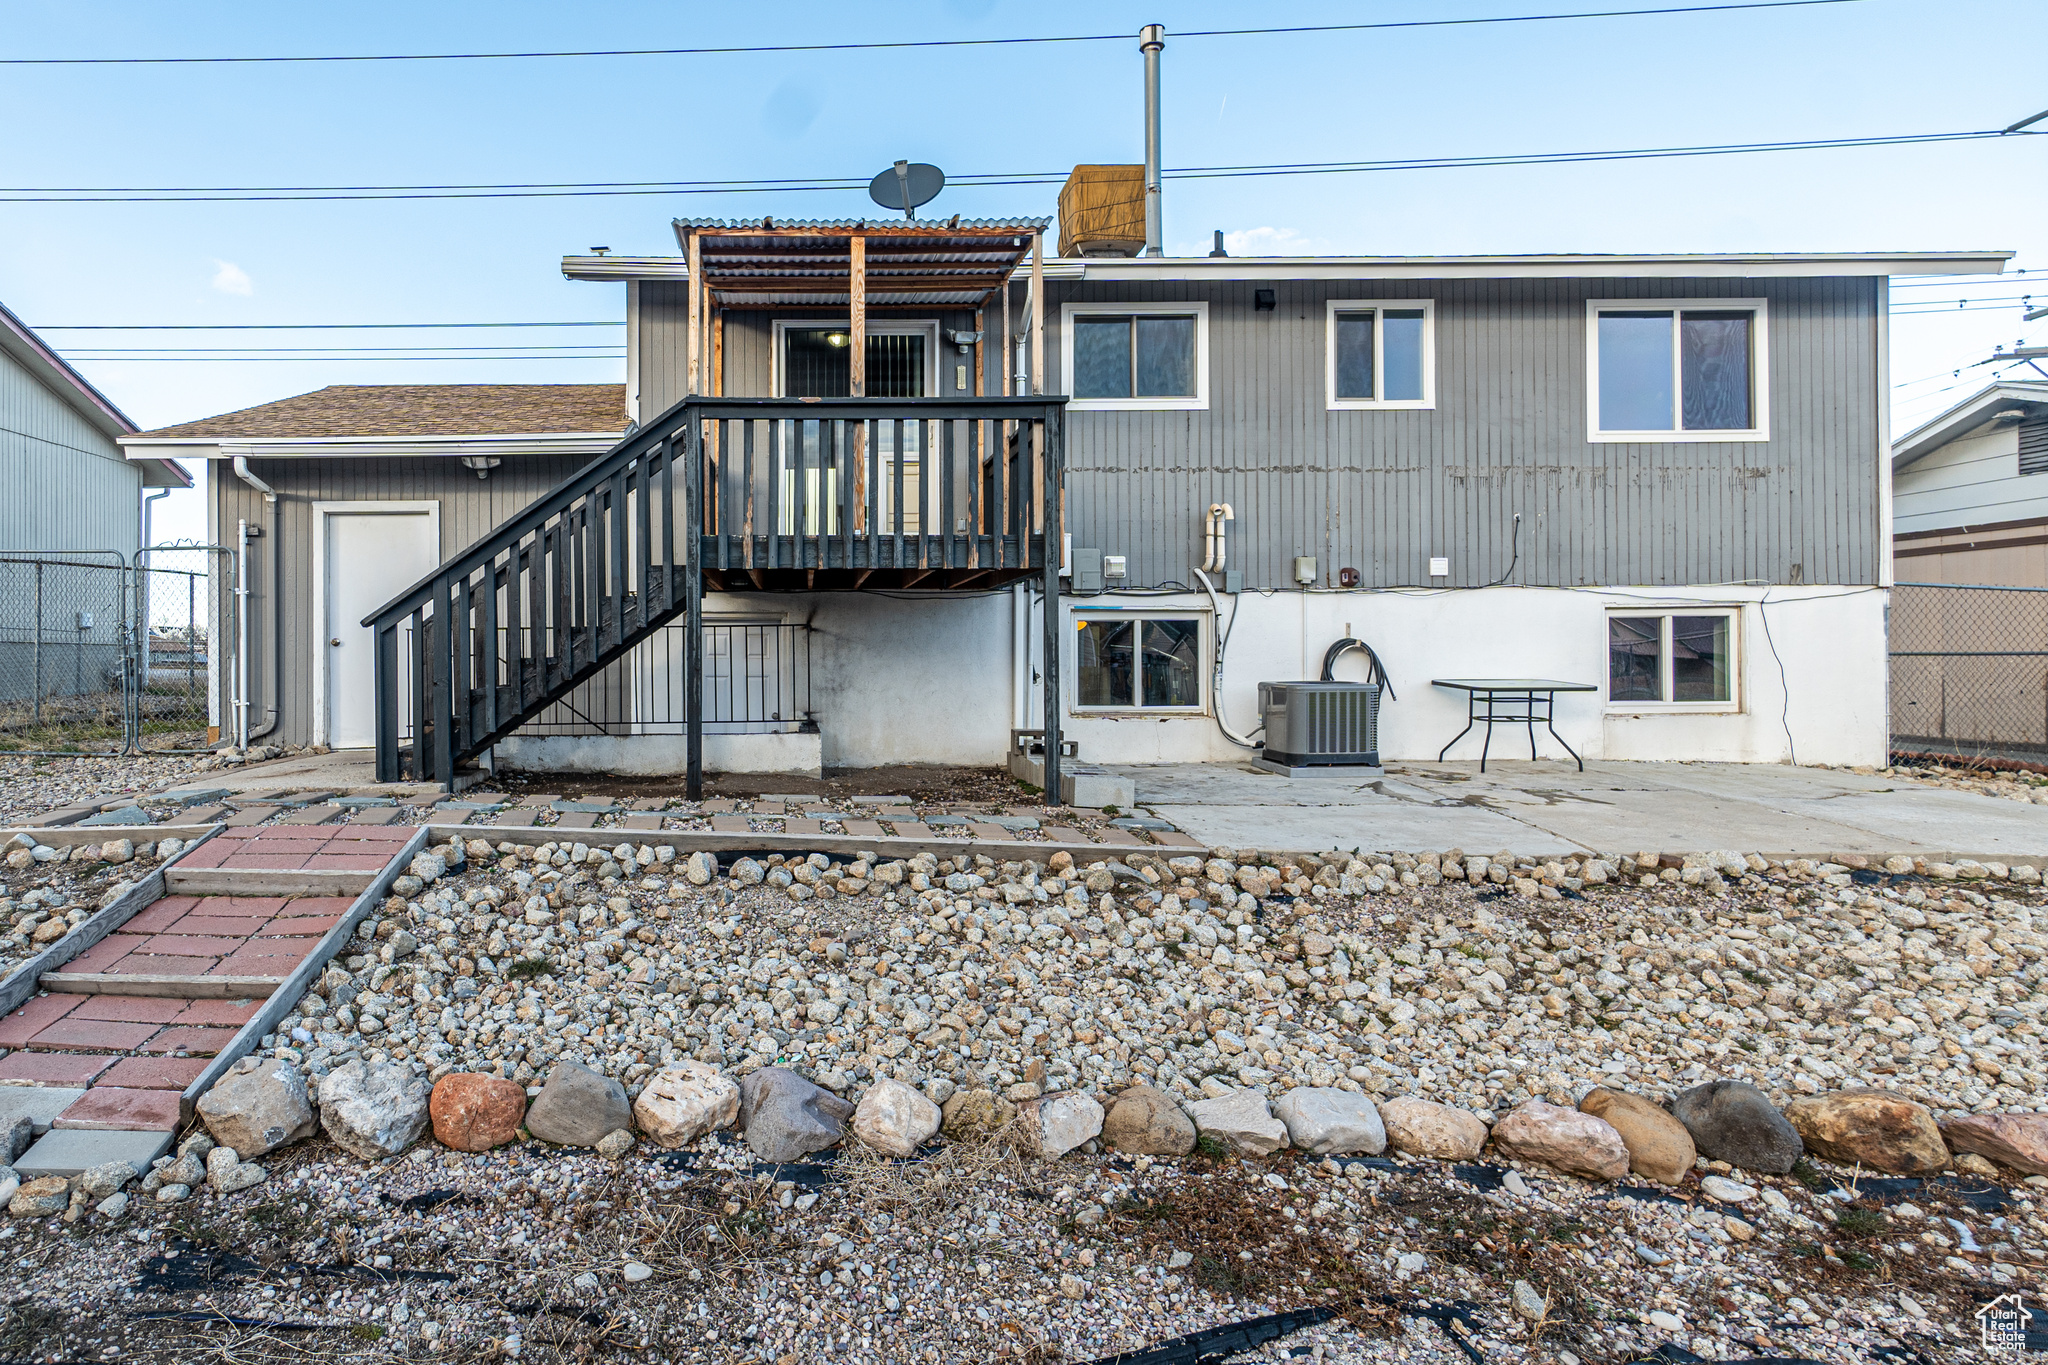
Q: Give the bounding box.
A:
[0,824,414,1140]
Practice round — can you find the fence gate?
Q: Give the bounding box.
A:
[1889,581,2048,762]
[0,546,234,754]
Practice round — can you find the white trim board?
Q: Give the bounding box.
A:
[310,500,441,748]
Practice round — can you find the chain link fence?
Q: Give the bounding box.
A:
[0,546,233,754]
[1890,581,2048,762]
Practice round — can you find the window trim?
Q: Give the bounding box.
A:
[770,318,938,398]
[1059,302,1210,412]
[1325,299,1437,410]
[1067,607,1212,715]
[1584,298,1770,443]
[1605,607,1743,714]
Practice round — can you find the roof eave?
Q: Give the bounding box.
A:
[1892,381,2048,470]
[1045,250,2015,281]
[0,299,139,440]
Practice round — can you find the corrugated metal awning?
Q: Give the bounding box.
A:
[671,217,1050,309]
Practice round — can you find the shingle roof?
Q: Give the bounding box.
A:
[129,384,628,440]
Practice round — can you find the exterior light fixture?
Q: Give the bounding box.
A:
[825,332,851,348]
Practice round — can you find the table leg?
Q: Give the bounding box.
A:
[1438,691,1477,763]
[1548,713,1585,772]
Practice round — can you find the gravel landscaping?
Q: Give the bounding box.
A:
[5,828,2047,1362]
[0,834,181,980]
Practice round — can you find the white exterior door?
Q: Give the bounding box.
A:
[322,507,438,748]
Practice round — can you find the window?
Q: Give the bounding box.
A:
[1586,299,1768,442]
[1061,303,1208,410]
[1073,613,1205,711]
[776,323,930,398]
[1607,610,1738,709]
[1327,300,1435,409]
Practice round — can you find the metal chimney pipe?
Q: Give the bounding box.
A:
[1141,24,1164,257]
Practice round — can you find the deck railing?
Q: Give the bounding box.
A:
[366,395,1065,796]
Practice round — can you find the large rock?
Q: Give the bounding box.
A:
[1379,1098,1489,1160]
[9,1176,69,1218]
[1579,1087,1696,1185]
[429,1073,528,1152]
[633,1061,740,1149]
[1782,1089,1948,1175]
[197,1058,318,1158]
[940,1088,1017,1141]
[1668,1080,1803,1175]
[317,1060,431,1159]
[1188,1089,1289,1156]
[851,1078,940,1158]
[738,1067,852,1162]
[1941,1112,2048,1176]
[1023,1092,1104,1159]
[525,1061,632,1147]
[1274,1088,1385,1155]
[1490,1100,1630,1181]
[1100,1084,1196,1156]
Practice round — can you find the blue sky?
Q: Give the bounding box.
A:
[4,0,2042,543]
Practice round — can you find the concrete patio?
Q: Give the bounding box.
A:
[1118,759,2048,860]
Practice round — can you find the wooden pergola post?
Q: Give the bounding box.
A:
[684,229,702,396]
[1030,230,1044,395]
[849,231,867,532]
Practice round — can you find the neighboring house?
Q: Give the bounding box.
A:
[1891,381,2048,584]
[119,385,625,750]
[116,194,2011,778]
[0,299,190,554]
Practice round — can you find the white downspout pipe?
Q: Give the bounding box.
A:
[234,518,249,750]
[231,455,281,744]
[1013,582,1030,733]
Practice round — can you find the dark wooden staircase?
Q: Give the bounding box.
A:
[366,395,1067,796]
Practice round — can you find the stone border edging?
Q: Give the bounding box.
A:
[166,868,378,897]
[0,825,222,1018]
[176,824,433,1127]
[0,824,220,847]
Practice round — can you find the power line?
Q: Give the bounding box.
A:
[4,129,2031,203]
[63,344,622,353]
[0,1,1865,66]
[66,354,626,362]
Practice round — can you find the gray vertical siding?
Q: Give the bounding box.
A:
[212,454,592,747]
[0,351,141,555]
[634,273,1882,590]
[1048,276,1880,589]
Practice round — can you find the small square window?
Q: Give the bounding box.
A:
[1063,304,1208,410]
[1072,613,1206,711]
[1588,299,1767,441]
[1607,610,1737,709]
[1327,300,1435,409]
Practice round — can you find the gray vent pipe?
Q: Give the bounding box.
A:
[1141,24,1164,258]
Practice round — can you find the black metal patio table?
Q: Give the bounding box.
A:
[1431,678,1598,772]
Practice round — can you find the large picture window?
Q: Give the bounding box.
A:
[1061,304,1208,411]
[1327,300,1435,409]
[1073,613,1205,711]
[1587,299,1768,442]
[1607,610,1739,710]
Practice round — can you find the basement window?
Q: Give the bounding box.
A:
[1587,299,1769,442]
[1062,303,1208,411]
[1607,610,1739,710]
[1327,300,1435,409]
[1073,613,1206,712]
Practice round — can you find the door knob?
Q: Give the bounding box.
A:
[330,638,342,646]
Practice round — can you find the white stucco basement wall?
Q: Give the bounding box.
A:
[1053,584,1888,769]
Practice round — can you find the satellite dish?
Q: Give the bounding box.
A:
[869,161,944,219]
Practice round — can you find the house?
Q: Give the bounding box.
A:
[2,299,190,712]
[117,192,2011,784]
[118,384,626,749]
[1,299,190,553]
[1888,381,2048,759]
[1891,380,2048,584]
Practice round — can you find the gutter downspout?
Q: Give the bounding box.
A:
[231,456,281,744]
[141,487,170,691]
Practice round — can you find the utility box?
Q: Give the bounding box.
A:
[1070,548,1103,593]
[1258,681,1384,772]
[1058,166,1147,258]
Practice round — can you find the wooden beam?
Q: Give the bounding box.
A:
[901,568,935,588]
[712,307,724,396]
[685,229,702,395]
[1002,270,1013,396]
[973,306,985,399]
[848,234,867,398]
[851,568,873,589]
[746,568,766,590]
